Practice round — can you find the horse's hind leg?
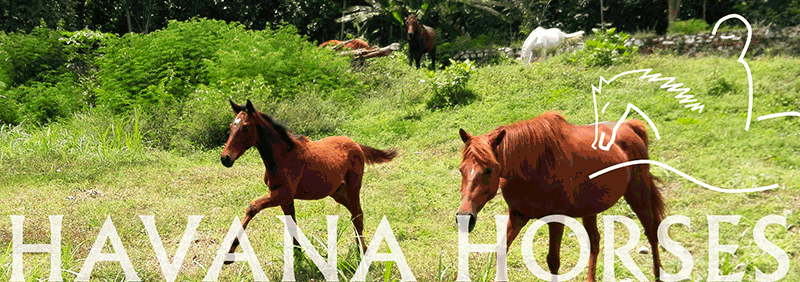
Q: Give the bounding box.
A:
[623,186,663,280]
[582,215,601,282]
[331,171,366,252]
[546,222,564,276]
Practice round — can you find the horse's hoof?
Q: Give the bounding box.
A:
[223,260,234,265]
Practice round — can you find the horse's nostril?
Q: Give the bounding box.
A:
[467,214,476,233]
[456,213,478,233]
[221,155,233,167]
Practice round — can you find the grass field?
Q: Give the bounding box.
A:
[1,53,799,281]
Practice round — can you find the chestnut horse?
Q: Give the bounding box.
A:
[456,112,664,281]
[405,14,436,69]
[319,39,371,51]
[220,100,396,256]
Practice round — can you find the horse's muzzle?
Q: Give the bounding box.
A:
[456,211,477,233]
[220,155,235,168]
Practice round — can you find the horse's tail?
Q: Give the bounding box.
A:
[359,144,397,164]
[626,119,666,223]
[563,31,585,38]
[626,119,649,145]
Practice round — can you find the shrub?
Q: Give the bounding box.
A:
[60,29,115,80]
[95,18,360,116]
[0,24,68,87]
[668,19,710,35]
[0,96,19,125]
[95,18,237,114]
[569,28,638,67]
[4,80,85,124]
[205,24,356,99]
[424,59,477,109]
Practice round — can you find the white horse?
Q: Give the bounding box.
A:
[519,27,584,63]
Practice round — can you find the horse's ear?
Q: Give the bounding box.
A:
[245,99,256,115]
[230,99,244,113]
[492,130,506,148]
[459,129,472,143]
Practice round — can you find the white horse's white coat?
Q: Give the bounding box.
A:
[519,27,584,63]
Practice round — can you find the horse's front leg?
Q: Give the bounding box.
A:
[281,201,301,250]
[505,209,529,250]
[546,222,565,276]
[225,183,293,263]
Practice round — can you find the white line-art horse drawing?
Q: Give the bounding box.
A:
[588,14,780,193]
[518,27,584,63]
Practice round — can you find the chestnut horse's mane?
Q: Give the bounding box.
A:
[463,112,568,178]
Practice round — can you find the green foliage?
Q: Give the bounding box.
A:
[424,59,477,109]
[0,96,20,125]
[0,24,68,87]
[707,74,738,97]
[569,28,638,67]
[3,80,85,124]
[95,18,235,113]
[95,18,360,118]
[59,29,115,79]
[668,19,710,35]
[205,24,356,99]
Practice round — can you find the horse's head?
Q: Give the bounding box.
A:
[456,128,506,233]
[405,14,419,38]
[220,99,261,168]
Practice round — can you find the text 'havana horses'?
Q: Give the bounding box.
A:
[456,112,665,281]
[220,100,397,259]
[405,14,436,69]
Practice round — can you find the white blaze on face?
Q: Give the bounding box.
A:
[234,118,241,126]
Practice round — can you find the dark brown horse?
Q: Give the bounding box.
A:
[220,100,396,257]
[405,14,436,69]
[456,112,665,281]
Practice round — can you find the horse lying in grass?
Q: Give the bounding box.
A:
[519,27,584,63]
[456,112,664,281]
[319,38,371,51]
[219,100,397,258]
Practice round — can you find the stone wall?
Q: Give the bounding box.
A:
[439,26,800,66]
[628,26,800,57]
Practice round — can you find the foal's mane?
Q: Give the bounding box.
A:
[463,112,568,178]
[251,112,294,150]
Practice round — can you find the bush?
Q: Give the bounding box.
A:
[4,80,85,124]
[95,18,235,114]
[0,97,19,125]
[569,28,638,67]
[668,19,710,35]
[424,59,477,109]
[0,24,68,87]
[205,24,356,99]
[95,18,361,116]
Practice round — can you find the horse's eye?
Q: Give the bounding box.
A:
[484,168,493,175]
[242,126,249,133]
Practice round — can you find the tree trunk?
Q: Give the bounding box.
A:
[668,0,680,22]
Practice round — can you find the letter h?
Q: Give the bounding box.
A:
[11,215,63,281]
[456,215,508,281]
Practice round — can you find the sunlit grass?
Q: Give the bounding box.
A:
[1,54,798,281]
